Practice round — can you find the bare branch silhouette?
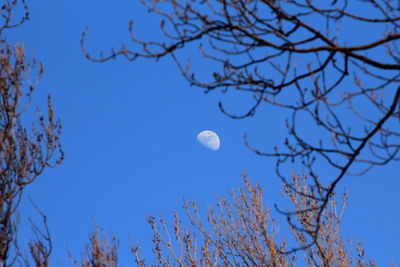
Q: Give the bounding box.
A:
[81,0,400,252]
[28,197,52,267]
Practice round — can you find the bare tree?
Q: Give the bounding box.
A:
[81,0,400,250]
[0,1,63,265]
[70,226,119,267]
[78,173,379,266]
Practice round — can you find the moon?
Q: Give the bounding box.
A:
[197,130,220,151]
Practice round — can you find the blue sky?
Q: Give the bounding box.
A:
[7,0,400,265]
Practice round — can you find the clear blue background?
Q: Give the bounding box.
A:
[6,0,400,265]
